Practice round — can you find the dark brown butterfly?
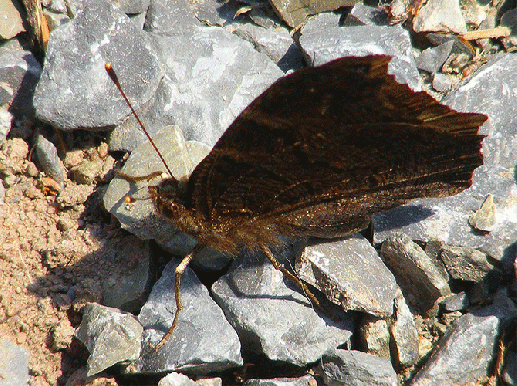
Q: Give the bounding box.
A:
[107,55,487,349]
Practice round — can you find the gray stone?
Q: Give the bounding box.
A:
[248,8,282,29]
[0,40,42,120]
[144,0,199,35]
[299,23,421,91]
[49,0,68,14]
[109,27,283,151]
[104,124,196,241]
[431,72,456,92]
[440,292,469,313]
[358,315,391,359]
[411,288,516,385]
[440,245,494,282]
[412,0,467,34]
[101,237,153,313]
[0,338,29,386]
[424,34,476,56]
[75,303,143,376]
[0,107,13,141]
[190,0,238,27]
[211,248,354,366]
[34,0,162,131]
[380,233,451,314]
[244,375,316,386]
[343,4,388,26]
[268,0,357,27]
[390,292,419,368]
[296,235,398,317]
[229,23,304,72]
[137,259,242,373]
[320,349,399,386]
[415,41,454,73]
[114,0,150,15]
[194,377,222,386]
[0,179,4,205]
[469,193,496,232]
[374,54,517,268]
[0,0,25,39]
[35,134,66,188]
[158,372,197,386]
[69,159,104,185]
[104,125,231,271]
[386,0,410,24]
[43,9,71,32]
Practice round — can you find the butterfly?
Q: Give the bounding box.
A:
[107,55,487,349]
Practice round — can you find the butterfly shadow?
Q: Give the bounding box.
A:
[373,204,439,233]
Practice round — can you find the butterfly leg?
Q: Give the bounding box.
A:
[259,244,324,313]
[115,169,164,182]
[154,244,204,350]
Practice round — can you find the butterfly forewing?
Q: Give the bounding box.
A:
[186,56,486,239]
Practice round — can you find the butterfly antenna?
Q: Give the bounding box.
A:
[105,63,173,177]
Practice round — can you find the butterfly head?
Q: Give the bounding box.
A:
[148,176,190,219]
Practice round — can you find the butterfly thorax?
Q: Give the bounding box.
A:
[149,178,282,255]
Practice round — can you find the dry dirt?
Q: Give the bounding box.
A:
[0,135,131,386]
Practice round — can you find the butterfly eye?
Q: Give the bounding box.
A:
[158,178,180,198]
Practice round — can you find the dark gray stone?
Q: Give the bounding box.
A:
[411,288,516,385]
[467,280,491,306]
[137,259,242,374]
[299,22,421,91]
[502,349,517,385]
[0,338,29,386]
[295,234,398,317]
[211,248,354,366]
[415,41,454,73]
[374,54,517,268]
[501,9,517,49]
[34,0,162,131]
[380,233,451,314]
[109,27,283,151]
[75,303,143,376]
[101,237,153,313]
[35,134,66,188]
[319,349,399,386]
